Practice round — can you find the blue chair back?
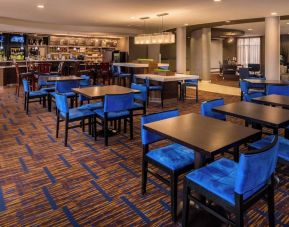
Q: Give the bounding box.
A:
[112,65,118,75]
[55,80,79,93]
[22,79,30,93]
[239,68,250,79]
[79,75,90,87]
[141,109,179,145]
[131,83,147,102]
[267,85,289,96]
[248,63,260,72]
[240,80,249,94]
[201,98,226,121]
[54,93,69,114]
[104,93,134,113]
[235,136,279,196]
[185,79,198,86]
[243,92,264,102]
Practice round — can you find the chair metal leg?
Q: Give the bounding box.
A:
[88,117,92,135]
[233,146,239,162]
[141,159,148,194]
[56,111,60,138]
[235,207,244,227]
[104,118,108,146]
[182,180,190,227]
[268,179,275,227]
[129,114,133,140]
[82,119,85,132]
[285,128,289,139]
[171,174,178,222]
[26,98,29,115]
[24,94,27,110]
[64,119,69,147]
[161,91,164,108]
[43,97,46,108]
[94,116,97,141]
[124,118,127,133]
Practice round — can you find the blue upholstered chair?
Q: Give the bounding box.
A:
[79,75,90,87]
[240,80,264,101]
[131,83,147,115]
[239,68,255,80]
[50,80,79,110]
[267,85,289,96]
[243,92,264,102]
[38,74,56,92]
[182,135,279,227]
[183,79,199,102]
[145,77,163,107]
[54,93,96,146]
[116,66,130,86]
[95,93,134,146]
[141,110,195,222]
[201,98,226,121]
[22,79,48,114]
[249,135,289,166]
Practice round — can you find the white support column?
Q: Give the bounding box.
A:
[265,16,280,80]
[176,27,187,74]
[190,28,211,81]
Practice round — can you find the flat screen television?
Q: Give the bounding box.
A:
[10,35,25,44]
[0,35,5,43]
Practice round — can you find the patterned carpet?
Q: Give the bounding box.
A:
[0,86,288,226]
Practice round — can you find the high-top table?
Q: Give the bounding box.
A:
[144,113,261,168]
[213,102,289,134]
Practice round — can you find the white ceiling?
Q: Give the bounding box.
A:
[218,20,289,37]
[0,0,289,36]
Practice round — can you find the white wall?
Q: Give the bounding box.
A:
[210,39,223,69]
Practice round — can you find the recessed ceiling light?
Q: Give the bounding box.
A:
[214,0,222,2]
[286,22,289,25]
[271,12,278,16]
[226,20,231,23]
[130,17,135,19]
[37,4,44,9]
[184,23,189,26]
[248,28,253,31]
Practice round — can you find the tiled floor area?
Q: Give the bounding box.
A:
[0,86,288,226]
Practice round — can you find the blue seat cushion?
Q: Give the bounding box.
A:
[51,92,76,98]
[78,102,103,110]
[132,102,144,110]
[146,143,195,171]
[28,90,48,97]
[148,85,162,90]
[118,73,130,77]
[249,135,289,163]
[186,158,238,205]
[60,108,94,120]
[94,109,130,119]
[185,81,198,86]
[41,87,55,93]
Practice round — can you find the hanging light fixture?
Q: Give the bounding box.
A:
[134,13,175,45]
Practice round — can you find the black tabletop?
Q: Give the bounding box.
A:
[72,85,140,99]
[144,113,261,156]
[252,94,289,109]
[244,79,289,85]
[213,101,289,128]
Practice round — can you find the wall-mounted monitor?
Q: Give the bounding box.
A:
[0,35,5,43]
[10,35,25,44]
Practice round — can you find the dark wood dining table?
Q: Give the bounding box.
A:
[47,75,84,82]
[213,102,289,134]
[72,85,140,99]
[144,113,261,168]
[252,94,289,109]
[244,79,289,86]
